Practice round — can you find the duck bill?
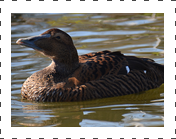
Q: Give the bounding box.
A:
[16,34,51,51]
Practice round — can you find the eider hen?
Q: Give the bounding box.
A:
[16,28,164,102]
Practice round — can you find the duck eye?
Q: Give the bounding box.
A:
[56,36,60,39]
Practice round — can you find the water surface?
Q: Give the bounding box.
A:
[11,13,164,127]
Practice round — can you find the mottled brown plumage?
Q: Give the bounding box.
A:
[16,28,164,102]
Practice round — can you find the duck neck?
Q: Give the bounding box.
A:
[50,57,79,77]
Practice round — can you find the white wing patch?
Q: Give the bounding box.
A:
[126,66,130,74]
[144,70,147,74]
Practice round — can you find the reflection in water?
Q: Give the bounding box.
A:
[11,13,164,127]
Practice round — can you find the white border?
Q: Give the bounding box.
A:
[0,0,174,139]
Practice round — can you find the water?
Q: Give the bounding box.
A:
[11,13,164,127]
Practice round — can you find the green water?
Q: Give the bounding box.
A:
[11,13,164,127]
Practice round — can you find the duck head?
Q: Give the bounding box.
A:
[16,28,79,73]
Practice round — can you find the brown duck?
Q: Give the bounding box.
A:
[16,28,164,102]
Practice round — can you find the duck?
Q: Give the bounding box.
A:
[16,28,164,102]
